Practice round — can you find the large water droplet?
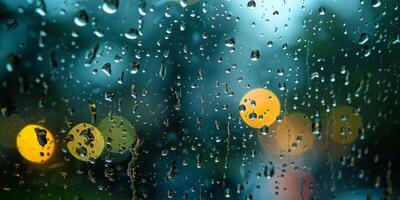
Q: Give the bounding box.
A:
[371,0,381,8]
[250,49,260,61]
[179,0,188,8]
[249,112,257,121]
[318,6,326,15]
[74,10,89,27]
[247,0,256,9]
[102,0,119,14]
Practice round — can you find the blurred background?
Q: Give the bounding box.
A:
[0,0,400,199]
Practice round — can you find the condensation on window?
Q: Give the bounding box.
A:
[0,0,400,199]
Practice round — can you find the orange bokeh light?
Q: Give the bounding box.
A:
[272,113,315,155]
[239,88,281,128]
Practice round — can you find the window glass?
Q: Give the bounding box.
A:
[1,0,399,199]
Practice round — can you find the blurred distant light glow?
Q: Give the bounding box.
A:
[327,106,363,144]
[66,123,105,162]
[271,167,315,200]
[97,115,137,154]
[271,113,315,155]
[16,124,55,163]
[239,88,281,128]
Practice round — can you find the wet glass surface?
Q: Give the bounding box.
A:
[1,0,400,199]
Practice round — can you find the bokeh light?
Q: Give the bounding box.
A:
[16,124,55,163]
[97,115,136,155]
[0,0,399,199]
[239,88,281,128]
[326,106,363,144]
[270,113,315,155]
[271,167,315,200]
[66,123,105,162]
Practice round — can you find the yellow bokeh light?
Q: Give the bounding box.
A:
[327,106,363,144]
[97,115,136,154]
[16,124,55,164]
[66,123,105,162]
[239,88,281,128]
[271,113,315,155]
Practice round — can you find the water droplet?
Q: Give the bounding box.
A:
[278,82,286,91]
[179,0,188,8]
[312,117,321,135]
[6,53,17,72]
[159,62,166,80]
[371,0,381,8]
[358,33,369,45]
[74,10,89,27]
[277,68,284,76]
[85,43,100,67]
[260,125,269,135]
[250,100,256,107]
[76,147,88,158]
[264,162,275,178]
[224,188,231,198]
[225,37,235,47]
[318,6,326,15]
[130,62,140,74]
[101,63,112,76]
[361,45,371,57]
[180,22,186,31]
[250,49,260,61]
[249,112,257,121]
[34,128,48,147]
[247,0,256,9]
[239,104,246,113]
[35,0,47,17]
[196,154,203,168]
[102,0,119,14]
[124,28,139,40]
[267,41,273,47]
[94,29,105,37]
